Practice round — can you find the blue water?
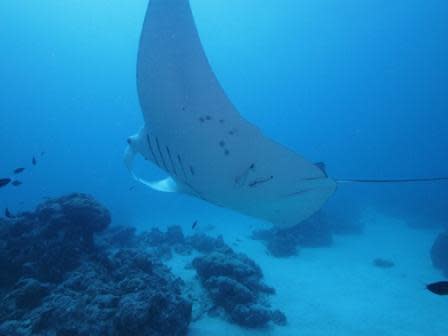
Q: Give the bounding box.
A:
[1,0,447,227]
[1,0,446,223]
[1,0,448,334]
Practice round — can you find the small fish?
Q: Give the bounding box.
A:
[192,220,198,229]
[427,281,448,295]
[5,208,13,219]
[129,186,136,191]
[13,168,25,174]
[32,156,37,165]
[373,258,395,269]
[11,180,22,187]
[40,151,45,156]
[0,178,11,188]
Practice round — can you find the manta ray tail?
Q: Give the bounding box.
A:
[336,177,448,184]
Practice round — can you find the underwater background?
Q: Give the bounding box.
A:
[1,0,448,335]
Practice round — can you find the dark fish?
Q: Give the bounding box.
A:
[40,151,45,156]
[427,281,448,295]
[11,180,22,187]
[192,220,198,229]
[373,258,395,269]
[0,178,11,188]
[129,186,136,191]
[32,156,37,165]
[5,208,13,219]
[13,167,25,174]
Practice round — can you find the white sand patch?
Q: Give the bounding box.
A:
[166,208,448,336]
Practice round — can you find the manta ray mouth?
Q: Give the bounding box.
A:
[282,188,319,198]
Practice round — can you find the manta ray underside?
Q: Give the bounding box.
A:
[125,0,337,228]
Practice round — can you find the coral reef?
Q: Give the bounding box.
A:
[0,193,285,333]
[99,225,136,247]
[187,233,226,253]
[431,232,448,277]
[138,226,191,260]
[252,211,333,258]
[252,208,364,258]
[136,226,286,328]
[0,194,191,336]
[192,248,286,328]
[0,193,111,287]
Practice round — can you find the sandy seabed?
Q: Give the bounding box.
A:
[166,208,448,336]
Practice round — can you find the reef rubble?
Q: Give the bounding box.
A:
[251,211,334,258]
[0,193,191,336]
[192,248,286,328]
[251,209,363,258]
[0,193,285,335]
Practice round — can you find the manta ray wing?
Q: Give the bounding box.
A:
[127,0,337,228]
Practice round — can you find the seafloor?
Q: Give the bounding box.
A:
[1,193,447,336]
[189,212,448,336]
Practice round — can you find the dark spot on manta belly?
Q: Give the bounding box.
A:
[228,128,238,136]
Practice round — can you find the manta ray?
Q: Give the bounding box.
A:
[125,0,448,228]
[125,0,336,229]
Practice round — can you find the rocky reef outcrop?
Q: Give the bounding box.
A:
[251,211,333,258]
[192,248,286,328]
[0,193,192,336]
[0,193,111,287]
[252,209,363,258]
[0,193,285,334]
[136,227,286,328]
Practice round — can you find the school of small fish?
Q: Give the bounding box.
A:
[0,154,43,190]
[1,153,45,219]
